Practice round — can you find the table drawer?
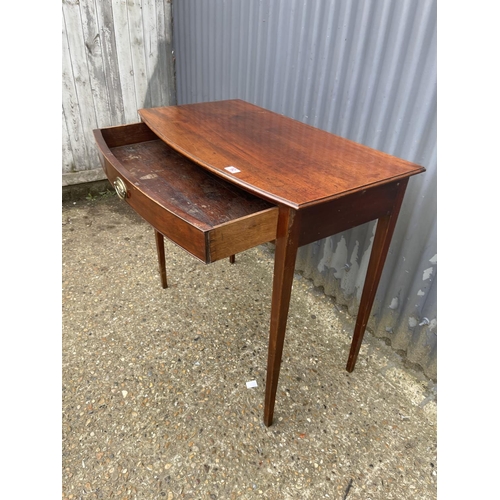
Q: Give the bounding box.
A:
[93,122,278,263]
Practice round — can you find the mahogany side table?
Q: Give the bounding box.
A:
[94,99,425,426]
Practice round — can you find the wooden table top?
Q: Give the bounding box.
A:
[139,99,425,209]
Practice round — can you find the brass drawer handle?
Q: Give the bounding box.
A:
[113,177,128,200]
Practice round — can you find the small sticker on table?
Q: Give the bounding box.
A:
[225,166,241,174]
[246,380,258,389]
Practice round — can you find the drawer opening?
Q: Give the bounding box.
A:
[94,122,279,265]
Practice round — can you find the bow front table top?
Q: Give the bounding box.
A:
[94,99,425,427]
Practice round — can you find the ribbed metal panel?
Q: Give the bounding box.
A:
[172,0,437,379]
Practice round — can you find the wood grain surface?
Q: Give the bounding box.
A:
[93,123,278,263]
[139,100,425,208]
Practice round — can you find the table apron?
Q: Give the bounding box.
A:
[297,180,403,247]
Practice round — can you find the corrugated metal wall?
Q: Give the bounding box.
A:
[62,0,176,186]
[172,0,437,379]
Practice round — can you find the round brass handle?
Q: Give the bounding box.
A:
[113,177,128,200]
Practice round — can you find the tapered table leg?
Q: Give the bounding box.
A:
[264,207,299,427]
[229,254,235,264]
[154,229,168,289]
[346,180,408,372]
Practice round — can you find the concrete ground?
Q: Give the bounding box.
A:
[62,192,437,500]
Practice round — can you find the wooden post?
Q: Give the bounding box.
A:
[346,179,408,372]
[264,207,299,426]
[154,229,168,289]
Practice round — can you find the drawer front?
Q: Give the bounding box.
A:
[101,154,209,261]
[93,124,278,263]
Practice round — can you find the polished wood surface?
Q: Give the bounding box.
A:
[139,100,425,209]
[95,99,426,428]
[264,206,300,426]
[93,123,278,264]
[296,180,402,247]
[96,123,275,230]
[345,179,408,372]
[154,229,168,289]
